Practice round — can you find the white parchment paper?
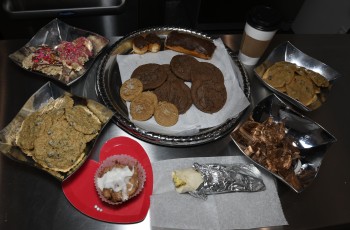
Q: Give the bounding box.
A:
[150,156,288,230]
[116,39,250,135]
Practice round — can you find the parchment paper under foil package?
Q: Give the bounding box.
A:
[187,162,265,199]
[151,156,288,230]
[0,82,114,181]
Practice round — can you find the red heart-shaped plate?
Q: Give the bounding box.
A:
[62,136,153,223]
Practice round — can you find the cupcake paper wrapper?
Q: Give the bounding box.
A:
[94,154,146,205]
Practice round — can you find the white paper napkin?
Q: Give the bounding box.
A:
[150,156,288,230]
[116,39,250,135]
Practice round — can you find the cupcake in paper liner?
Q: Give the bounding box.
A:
[94,154,146,205]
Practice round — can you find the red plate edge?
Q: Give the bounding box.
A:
[62,136,153,223]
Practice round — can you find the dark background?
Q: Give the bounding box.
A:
[0,0,306,39]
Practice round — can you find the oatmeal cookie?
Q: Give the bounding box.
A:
[32,118,87,172]
[65,105,101,135]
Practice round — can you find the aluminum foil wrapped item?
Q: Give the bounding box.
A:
[172,162,265,200]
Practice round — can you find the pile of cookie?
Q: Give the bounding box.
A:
[262,61,329,107]
[120,54,227,127]
[15,95,112,178]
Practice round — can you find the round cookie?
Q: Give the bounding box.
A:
[154,68,192,114]
[131,63,167,90]
[65,105,102,135]
[170,54,199,81]
[191,80,227,113]
[32,118,87,172]
[191,62,224,83]
[161,64,180,82]
[286,75,316,106]
[263,63,295,88]
[142,91,158,107]
[154,101,179,127]
[120,78,143,101]
[16,111,53,151]
[306,70,329,88]
[130,92,156,121]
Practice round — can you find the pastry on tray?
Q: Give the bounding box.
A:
[165,31,216,60]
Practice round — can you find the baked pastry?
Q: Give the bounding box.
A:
[132,35,148,54]
[21,36,98,83]
[154,101,179,127]
[170,54,199,81]
[285,75,317,106]
[191,80,227,114]
[191,62,224,84]
[22,45,63,77]
[131,63,167,90]
[145,33,161,53]
[154,65,192,114]
[56,37,93,72]
[95,155,145,204]
[165,31,216,60]
[262,61,330,107]
[15,95,104,173]
[120,78,143,101]
[130,92,157,121]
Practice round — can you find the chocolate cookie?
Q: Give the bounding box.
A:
[191,80,227,113]
[191,62,224,83]
[131,63,167,90]
[170,54,199,81]
[154,65,192,114]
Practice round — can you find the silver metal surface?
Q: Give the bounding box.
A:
[1,34,350,230]
[254,41,342,111]
[96,27,251,146]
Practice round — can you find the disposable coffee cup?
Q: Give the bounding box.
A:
[239,5,280,66]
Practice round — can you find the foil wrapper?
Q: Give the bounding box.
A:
[189,162,265,199]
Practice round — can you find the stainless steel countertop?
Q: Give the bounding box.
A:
[1,34,350,230]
